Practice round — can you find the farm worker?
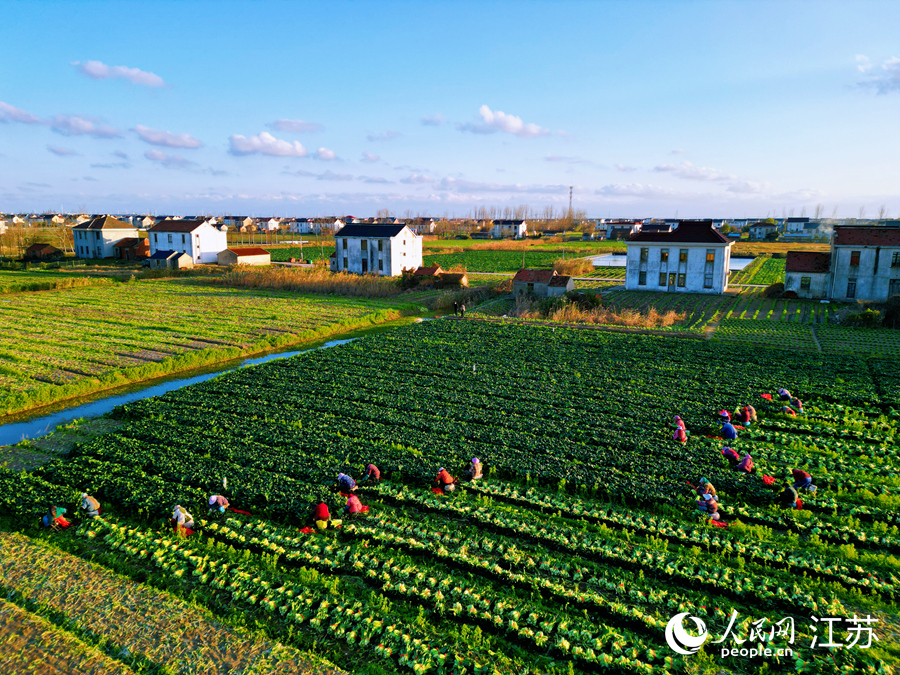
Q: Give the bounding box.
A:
[463,457,483,481]
[208,494,229,513]
[734,454,754,473]
[337,473,358,493]
[781,405,797,417]
[790,396,804,414]
[313,501,331,530]
[778,483,800,509]
[789,468,817,493]
[361,464,381,483]
[435,467,457,494]
[720,420,738,440]
[744,404,757,425]
[734,404,754,426]
[344,494,364,516]
[721,447,740,464]
[673,426,687,444]
[173,505,195,529]
[42,505,70,530]
[453,301,459,316]
[777,388,791,402]
[80,493,100,519]
[696,478,717,500]
[460,303,466,318]
[673,415,686,431]
[718,409,732,423]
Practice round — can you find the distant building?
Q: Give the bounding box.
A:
[784,217,810,235]
[749,222,778,240]
[72,215,139,259]
[113,237,150,260]
[24,243,63,261]
[491,219,527,239]
[512,269,573,297]
[217,247,271,266]
[784,251,831,299]
[329,223,422,276]
[625,220,733,294]
[147,250,194,269]
[606,221,642,240]
[148,219,228,264]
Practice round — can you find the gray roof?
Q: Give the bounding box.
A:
[335,223,408,238]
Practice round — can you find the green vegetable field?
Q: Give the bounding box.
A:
[3,320,898,674]
[424,249,587,272]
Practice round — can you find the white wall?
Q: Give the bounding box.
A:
[829,246,900,302]
[333,226,422,276]
[149,223,227,263]
[625,242,731,294]
[73,227,138,259]
[785,272,829,299]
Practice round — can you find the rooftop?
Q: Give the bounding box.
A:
[335,223,409,238]
[628,220,731,244]
[785,251,831,274]
[513,269,556,283]
[833,225,900,247]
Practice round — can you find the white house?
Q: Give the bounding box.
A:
[224,216,253,230]
[286,218,344,235]
[828,225,900,302]
[408,217,437,235]
[72,215,140,259]
[625,220,733,294]
[784,217,810,235]
[329,223,422,276]
[784,251,831,299]
[749,222,779,240]
[148,219,228,264]
[257,218,281,232]
[491,219,527,239]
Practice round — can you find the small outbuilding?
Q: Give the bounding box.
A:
[439,272,469,288]
[148,250,194,269]
[218,247,271,266]
[547,275,574,296]
[784,251,831,299]
[24,243,63,261]
[113,237,150,260]
[513,269,558,297]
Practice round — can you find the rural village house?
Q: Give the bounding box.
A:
[112,237,150,261]
[148,219,228,264]
[329,223,422,276]
[491,219,527,239]
[827,225,900,302]
[24,243,63,261]
[625,220,733,294]
[784,251,831,299]
[512,269,574,298]
[217,247,271,266]
[749,222,778,240]
[72,215,140,259]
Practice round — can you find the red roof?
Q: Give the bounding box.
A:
[25,243,60,254]
[833,226,900,247]
[785,251,830,273]
[548,275,572,287]
[413,265,443,277]
[149,219,207,233]
[513,269,556,283]
[113,237,144,248]
[225,247,270,256]
[628,220,730,244]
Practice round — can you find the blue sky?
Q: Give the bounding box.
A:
[1,0,898,218]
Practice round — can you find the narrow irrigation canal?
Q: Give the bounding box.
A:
[0,317,425,446]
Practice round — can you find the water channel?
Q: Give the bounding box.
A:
[0,317,424,446]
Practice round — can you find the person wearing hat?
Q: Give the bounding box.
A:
[360,464,381,484]
[312,501,331,529]
[173,505,195,530]
[695,478,717,500]
[777,388,792,402]
[435,467,457,493]
[718,409,732,424]
[79,493,100,519]
[463,458,483,481]
[673,415,686,431]
[720,418,738,441]
[337,473,358,493]
[734,453,754,473]
[721,447,740,464]
[789,467,816,493]
[778,482,800,509]
[208,494,229,513]
[697,492,720,520]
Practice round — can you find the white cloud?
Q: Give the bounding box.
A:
[361,152,380,163]
[856,55,873,73]
[457,105,550,138]
[858,56,900,94]
[316,147,337,160]
[268,119,324,133]
[438,177,565,194]
[670,149,687,155]
[400,174,435,184]
[545,154,592,165]
[228,132,308,157]
[133,124,202,148]
[420,114,446,126]
[615,164,637,172]
[47,145,78,156]
[113,150,128,159]
[50,114,122,138]
[317,170,354,181]
[367,130,402,142]
[654,161,735,182]
[362,176,392,184]
[72,60,167,88]
[145,149,198,169]
[0,101,42,124]
[595,183,679,198]
[727,181,771,194]
[91,161,130,169]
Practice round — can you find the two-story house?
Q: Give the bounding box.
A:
[625,220,733,294]
[329,223,422,276]
[72,215,140,259]
[491,219,527,239]
[148,219,228,264]
[828,225,900,302]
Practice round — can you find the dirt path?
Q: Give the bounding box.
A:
[0,532,345,675]
[0,598,134,674]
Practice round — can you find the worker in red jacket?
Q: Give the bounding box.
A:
[345,493,365,516]
[789,468,816,493]
[361,463,381,483]
[435,467,457,494]
[312,501,331,530]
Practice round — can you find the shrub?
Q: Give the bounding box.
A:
[552,258,593,276]
[762,282,784,298]
[843,308,882,328]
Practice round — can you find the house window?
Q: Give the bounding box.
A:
[659,272,667,286]
[703,274,713,289]
[343,257,348,270]
[638,271,647,285]
[639,247,649,262]
[342,238,348,249]
[361,240,368,251]
[890,279,900,297]
[168,234,173,244]
[679,249,688,263]
[850,251,860,267]
[800,277,811,291]
[892,252,900,267]
[378,260,383,272]
[677,273,686,287]
[847,278,857,298]
[378,240,383,252]
[660,249,668,263]
[181,234,186,244]
[706,249,715,263]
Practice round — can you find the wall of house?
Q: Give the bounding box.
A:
[785,271,830,299]
[829,245,900,302]
[150,224,226,263]
[387,229,422,276]
[625,242,730,294]
[73,228,138,259]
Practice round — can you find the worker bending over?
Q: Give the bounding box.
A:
[463,458,483,481]
[435,467,458,494]
[80,493,100,519]
[208,494,229,513]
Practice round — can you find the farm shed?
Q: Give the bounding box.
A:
[113,237,149,260]
[547,275,574,297]
[513,269,558,297]
[412,265,445,285]
[24,243,63,261]
[439,272,468,288]
[217,247,271,266]
[784,251,831,300]
[148,250,194,270]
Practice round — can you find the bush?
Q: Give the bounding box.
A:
[883,295,900,329]
[762,282,784,298]
[843,308,882,328]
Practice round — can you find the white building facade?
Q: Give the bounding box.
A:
[491,220,527,238]
[329,223,422,276]
[784,251,831,300]
[72,215,140,259]
[625,220,733,294]
[828,226,900,302]
[148,220,228,264]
